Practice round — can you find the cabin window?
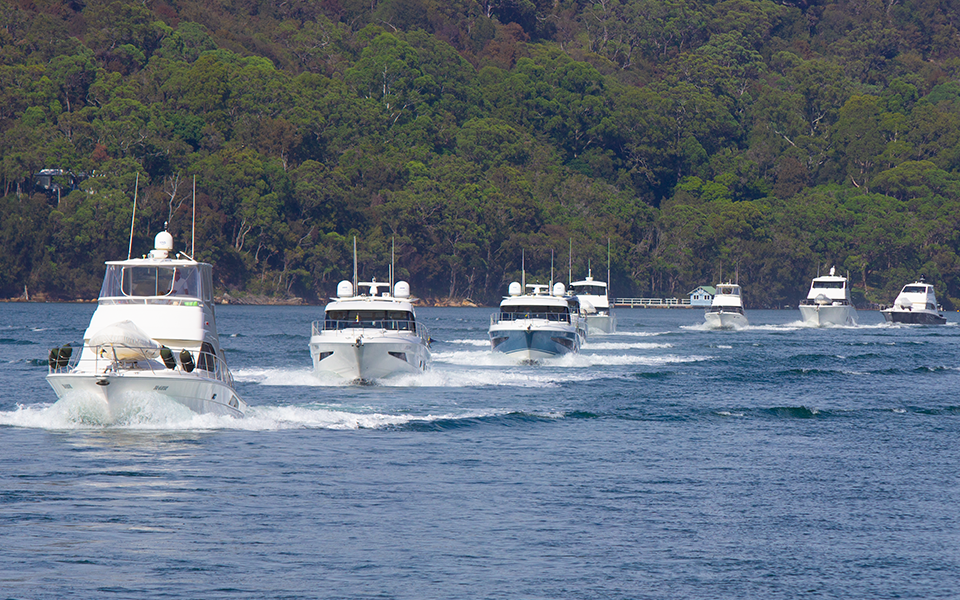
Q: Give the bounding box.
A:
[324,310,415,329]
[812,281,844,289]
[116,266,200,298]
[902,286,927,294]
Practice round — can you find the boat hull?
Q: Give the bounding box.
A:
[881,309,946,325]
[46,371,245,418]
[309,331,430,382]
[704,311,748,330]
[584,314,617,335]
[799,304,858,326]
[489,323,581,361]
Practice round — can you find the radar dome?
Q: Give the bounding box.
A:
[552,282,566,296]
[336,280,354,298]
[154,231,174,251]
[394,281,411,298]
[508,282,522,296]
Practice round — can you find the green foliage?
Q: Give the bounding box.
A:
[2,0,960,307]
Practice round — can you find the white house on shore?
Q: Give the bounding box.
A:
[688,286,716,307]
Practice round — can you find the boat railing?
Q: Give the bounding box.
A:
[48,343,235,386]
[311,319,430,343]
[490,312,572,325]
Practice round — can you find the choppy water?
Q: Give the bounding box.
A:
[2,304,959,599]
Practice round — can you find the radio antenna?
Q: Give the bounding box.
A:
[127,172,139,259]
[191,175,196,257]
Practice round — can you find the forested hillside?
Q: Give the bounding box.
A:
[3,0,960,307]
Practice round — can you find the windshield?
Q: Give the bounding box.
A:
[100,265,200,298]
[326,310,414,322]
[502,304,569,314]
[813,280,844,289]
[902,286,927,294]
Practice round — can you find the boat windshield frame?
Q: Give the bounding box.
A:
[99,263,212,302]
[812,280,845,289]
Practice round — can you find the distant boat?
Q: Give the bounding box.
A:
[309,240,430,383]
[881,279,946,324]
[703,282,748,329]
[570,268,617,335]
[309,279,430,382]
[489,281,587,362]
[46,230,246,417]
[798,267,858,326]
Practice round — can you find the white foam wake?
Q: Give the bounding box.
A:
[0,394,512,431]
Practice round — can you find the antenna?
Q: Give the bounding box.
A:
[390,236,395,293]
[521,249,526,290]
[550,250,555,287]
[191,175,196,257]
[352,236,358,291]
[568,238,572,286]
[127,172,139,259]
[607,237,611,299]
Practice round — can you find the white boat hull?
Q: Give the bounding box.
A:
[46,371,245,418]
[309,330,430,382]
[799,304,858,326]
[704,311,748,330]
[584,313,617,335]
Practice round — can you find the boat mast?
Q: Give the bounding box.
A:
[568,238,572,287]
[521,249,525,291]
[126,172,139,259]
[607,237,611,300]
[390,236,395,294]
[352,236,358,292]
[191,175,196,257]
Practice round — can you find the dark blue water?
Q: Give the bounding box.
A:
[2,304,959,599]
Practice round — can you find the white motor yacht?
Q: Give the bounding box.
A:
[881,279,946,324]
[46,230,246,417]
[570,269,617,335]
[798,267,858,326]
[703,282,748,329]
[309,279,430,382]
[489,282,587,362]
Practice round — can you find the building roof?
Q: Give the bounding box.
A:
[688,286,716,295]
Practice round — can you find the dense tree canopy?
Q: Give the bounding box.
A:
[2,0,960,308]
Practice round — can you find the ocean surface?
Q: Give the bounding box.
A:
[1,303,959,599]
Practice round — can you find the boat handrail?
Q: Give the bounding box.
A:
[48,342,234,386]
[490,312,572,324]
[311,319,430,343]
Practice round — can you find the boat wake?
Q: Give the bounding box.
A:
[0,394,535,431]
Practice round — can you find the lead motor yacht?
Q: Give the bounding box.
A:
[47,230,246,417]
[703,282,748,329]
[798,267,858,326]
[881,279,946,324]
[309,279,431,382]
[489,281,587,362]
